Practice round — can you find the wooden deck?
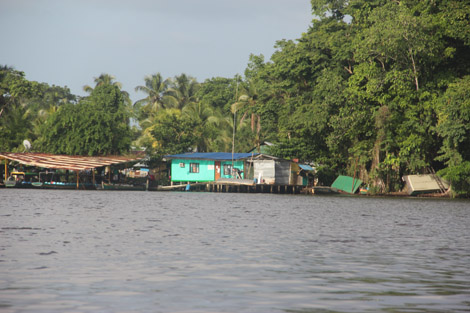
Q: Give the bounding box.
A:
[159,180,305,194]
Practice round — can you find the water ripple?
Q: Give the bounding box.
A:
[0,190,469,312]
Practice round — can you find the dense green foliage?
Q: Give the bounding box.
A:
[37,84,132,155]
[1,0,469,195]
[0,66,76,152]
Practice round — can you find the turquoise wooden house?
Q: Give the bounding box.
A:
[164,152,258,183]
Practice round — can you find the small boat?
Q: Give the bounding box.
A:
[39,181,97,190]
[100,181,146,191]
[32,182,44,188]
[5,172,39,188]
[34,171,97,190]
[312,186,340,194]
[4,175,18,188]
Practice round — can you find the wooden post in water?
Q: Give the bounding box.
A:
[76,170,79,189]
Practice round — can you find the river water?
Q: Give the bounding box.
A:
[0,189,469,313]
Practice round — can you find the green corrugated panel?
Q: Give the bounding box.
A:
[331,175,363,194]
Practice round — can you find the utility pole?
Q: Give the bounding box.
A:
[231,77,239,177]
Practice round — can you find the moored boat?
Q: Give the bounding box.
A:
[359,187,369,195]
[33,171,97,190]
[39,181,97,190]
[4,172,40,188]
[101,181,146,191]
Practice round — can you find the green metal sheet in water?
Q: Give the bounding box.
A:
[331,175,363,194]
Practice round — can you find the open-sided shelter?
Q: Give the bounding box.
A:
[1,152,145,188]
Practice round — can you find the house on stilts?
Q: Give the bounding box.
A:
[163,152,314,193]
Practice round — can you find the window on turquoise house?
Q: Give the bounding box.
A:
[223,164,232,176]
[189,163,199,173]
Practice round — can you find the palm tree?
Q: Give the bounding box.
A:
[231,80,260,132]
[167,74,200,110]
[217,110,252,152]
[83,73,122,93]
[133,108,181,153]
[134,73,174,121]
[182,101,222,152]
[230,80,262,150]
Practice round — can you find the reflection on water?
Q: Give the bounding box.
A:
[0,189,469,312]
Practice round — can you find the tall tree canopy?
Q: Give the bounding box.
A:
[0,66,76,152]
[37,83,132,156]
[2,0,470,195]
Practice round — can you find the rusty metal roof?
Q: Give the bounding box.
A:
[0,152,145,171]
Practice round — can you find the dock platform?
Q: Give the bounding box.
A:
[160,179,305,194]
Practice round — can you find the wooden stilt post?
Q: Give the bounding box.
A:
[92,169,96,186]
[4,159,8,183]
[76,170,79,189]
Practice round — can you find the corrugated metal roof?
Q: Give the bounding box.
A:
[299,164,314,171]
[164,152,258,161]
[331,175,363,194]
[403,174,449,195]
[0,152,144,171]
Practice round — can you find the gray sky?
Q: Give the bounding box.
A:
[1,0,312,102]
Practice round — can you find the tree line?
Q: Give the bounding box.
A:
[1,0,469,196]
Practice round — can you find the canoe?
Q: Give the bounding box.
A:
[101,182,146,191]
[39,181,97,190]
